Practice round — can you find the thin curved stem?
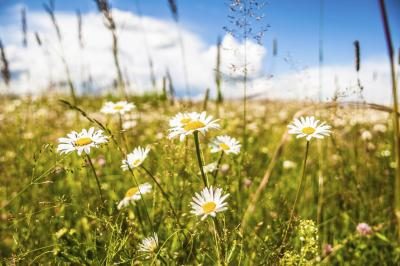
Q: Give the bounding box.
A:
[213,151,224,185]
[281,140,310,250]
[140,166,190,243]
[118,113,129,152]
[127,167,153,231]
[85,154,105,208]
[378,0,400,239]
[211,219,222,265]
[193,131,208,187]
[141,166,179,222]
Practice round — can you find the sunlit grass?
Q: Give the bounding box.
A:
[0,95,398,264]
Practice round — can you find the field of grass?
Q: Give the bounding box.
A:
[1,95,399,265]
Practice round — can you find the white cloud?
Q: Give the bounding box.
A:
[226,57,393,104]
[0,8,395,104]
[0,8,257,97]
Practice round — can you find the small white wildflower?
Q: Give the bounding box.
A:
[283,160,297,169]
[203,162,218,174]
[138,233,159,254]
[121,146,150,171]
[117,183,152,209]
[101,101,135,115]
[190,187,229,220]
[288,116,331,141]
[210,135,241,155]
[168,111,220,141]
[57,127,108,156]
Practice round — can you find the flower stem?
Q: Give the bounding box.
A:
[211,219,222,265]
[127,167,153,231]
[85,154,105,208]
[213,151,224,185]
[193,131,208,187]
[118,113,128,152]
[378,0,400,240]
[281,140,310,249]
[141,166,182,225]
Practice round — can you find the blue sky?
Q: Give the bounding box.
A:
[0,0,398,102]
[1,0,399,70]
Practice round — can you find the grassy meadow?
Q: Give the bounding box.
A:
[0,95,399,265]
[0,0,399,265]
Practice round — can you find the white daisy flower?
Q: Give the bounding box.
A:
[283,160,297,169]
[288,116,331,141]
[203,162,218,174]
[373,124,387,133]
[122,120,137,130]
[117,183,152,209]
[168,111,220,141]
[190,187,229,220]
[210,135,241,155]
[57,127,109,156]
[361,130,372,141]
[101,101,135,115]
[138,233,159,254]
[168,112,193,128]
[121,146,150,171]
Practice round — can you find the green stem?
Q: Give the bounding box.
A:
[213,151,224,185]
[141,166,182,226]
[378,0,400,240]
[193,131,208,187]
[281,141,310,249]
[212,219,222,265]
[157,253,168,265]
[118,113,128,152]
[85,154,105,208]
[127,167,153,231]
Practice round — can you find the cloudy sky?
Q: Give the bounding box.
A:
[0,0,399,103]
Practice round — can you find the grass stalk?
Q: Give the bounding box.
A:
[211,219,222,265]
[213,151,224,185]
[43,0,77,105]
[167,0,191,99]
[94,0,127,99]
[140,166,181,226]
[281,140,310,249]
[85,153,105,208]
[215,36,223,117]
[193,131,209,187]
[118,114,128,152]
[127,167,153,231]
[203,88,210,111]
[0,39,10,87]
[378,0,400,239]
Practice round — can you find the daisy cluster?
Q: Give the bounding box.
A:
[166,111,247,222]
[55,103,332,257]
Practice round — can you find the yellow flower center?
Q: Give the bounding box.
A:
[202,201,217,214]
[113,105,124,110]
[74,137,93,147]
[180,118,191,124]
[302,127,316,135]
[219,143,230,151]
[132,159,142,167]
[125,187,139,198]
[148,243,157,252]
[184,120,205,131]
